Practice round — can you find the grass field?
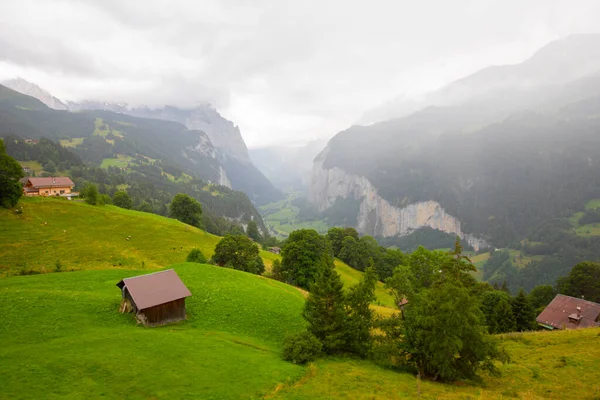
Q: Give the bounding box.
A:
[568,204,600,237]
[0,263,307,399]
[335,260,396,308]
[18,160,45,175]
[3,199,600,399]
[585,198,600,210]
[100,153,133,169]
[259,194,330,238]
[0,197,224,275]
[59,137,84,148]
[268,327,600,399]
[0,198,392,306]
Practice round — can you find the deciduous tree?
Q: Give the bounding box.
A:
[557,261,600,303]
[113,191,133,209]
[169,193,203,228]
[212,234,263,274]
[280,229,331,290]
[0,138,23,208]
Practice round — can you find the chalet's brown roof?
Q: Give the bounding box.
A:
[536,294,600,329]
[116,269,192,310]
[27,177,74,188]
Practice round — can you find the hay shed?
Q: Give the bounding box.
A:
[116,269,192,326]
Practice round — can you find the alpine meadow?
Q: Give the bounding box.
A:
[2,2,600,399]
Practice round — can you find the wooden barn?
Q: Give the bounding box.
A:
[116,269,192,326]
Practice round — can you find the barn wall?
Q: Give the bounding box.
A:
[139,299,186,326]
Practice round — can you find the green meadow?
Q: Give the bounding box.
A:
[268,328,600,399]
[0,197,222,275]
[2,198,600,399]
[100,153,133,169]
[0,263,306,399]
[259,195,330,238]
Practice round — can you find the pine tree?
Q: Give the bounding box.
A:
[346,265,378,357]
[246,220,262,242]
[303,255,347,354]
[493,297,517,333]
[512,289,535,331]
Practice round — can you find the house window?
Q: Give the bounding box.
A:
[60,190,65,194]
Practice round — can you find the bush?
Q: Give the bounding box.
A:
[282,331,322,364]
[100,194,112,205]
[186,249,207,264]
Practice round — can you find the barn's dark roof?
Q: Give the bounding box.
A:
[116,269,192,310]
[536,294,600,329]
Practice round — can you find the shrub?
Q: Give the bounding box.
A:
[282,331,322,364]
[100,194,112,205]
[187,249,207,264]
[55,260,63,272]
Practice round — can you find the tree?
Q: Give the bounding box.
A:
[246,220,262,242]
[345,266,378,357]
[389,240,506,380]
[326,227,345,256]
[528,285,556,312]
[82,183,99,205]
[512,289,536,331]
[212,234,263,274]
[186,249,207,263]
[481,290,514,334]
[0,138,24,208]
[493,297,517,333]
[282,331,322,364]
[113,191,133,209]
[338,236,370,271]
[342,227,359,241]
[170,193,203,228]
[403,279,505,380]
[137,201,153,213]
[557,261,600,303]
[100,194,112,205]
[303,255,347,354]
[280,229,331,290]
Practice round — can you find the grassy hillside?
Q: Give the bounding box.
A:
[0,197,277,275]
[335,260,396,308]
[269,328,600,399]
[0,198,394,307]
[0,263,307,399]
[2,200,600,399]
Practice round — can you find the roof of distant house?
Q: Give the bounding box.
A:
[26,177,74,188]
[536,294,600,329]
[116,269,192,310]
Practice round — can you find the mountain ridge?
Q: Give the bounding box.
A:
[1,78,282,205]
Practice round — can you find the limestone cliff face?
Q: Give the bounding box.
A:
[310,147,489,250]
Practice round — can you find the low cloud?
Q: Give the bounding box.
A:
[1,0,599,146]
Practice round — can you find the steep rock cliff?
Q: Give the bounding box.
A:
[310,147,489,250]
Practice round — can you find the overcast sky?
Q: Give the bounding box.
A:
[1,0,599,147]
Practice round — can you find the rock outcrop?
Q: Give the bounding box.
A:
[310,146,489,250]
[3,78,68,110]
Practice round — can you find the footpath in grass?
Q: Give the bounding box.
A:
[268,328,600,400]
[0,263,306,399]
